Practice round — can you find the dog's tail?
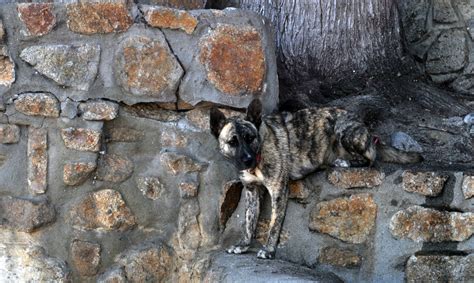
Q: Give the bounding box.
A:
[376,144,423,164]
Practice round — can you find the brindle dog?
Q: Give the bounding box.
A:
[210,99,421,259]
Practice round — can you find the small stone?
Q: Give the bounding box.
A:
[79,100,119,121]
[145,0,207,9]
[106,127,144,143]
[0,47,15,87]
[391,131,423,153]
[96,154,134,183]
[327,168,385,189]
[406,254,474,283]
[61,127,101,152]
[61,98,79,119]
[319,247,361,268]
[71,240,101,277]
[66,2,132,34]
[389,205,474,242]
[0,196,55,232]
[161,131,187,147]
[143,6,198,34]
[136,176,163,200]
[20,44,100,91]
[219,180,243,230]
[28,128,48,195]
[116,35,183,102]
[14,92,60,118]
[200,24,265,95]
[17,3,56,36]
[426,30,466,74]
[462,175,474,199]
[63,162,96,186]
[309,193,377,244]
[179,182,198,198]
[288,180,310,201]
[402,171,448,196]
[69,189,136,231]
[160,152,204,175]
[0,124,20,144]
[115,242,173,282]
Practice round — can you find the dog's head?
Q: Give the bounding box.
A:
[210,99,262,170]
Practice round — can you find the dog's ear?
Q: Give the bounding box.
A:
[246,99,262,128]
[210,107,227,138]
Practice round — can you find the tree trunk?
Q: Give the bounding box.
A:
[210,0,403,85]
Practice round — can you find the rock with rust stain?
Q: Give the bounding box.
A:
[63,162,96,186]
[61,127,101,152]
[0,47,15,87]
[0,196,55,232]
[14,92,60,118]
[96,154,134,183]
[17,3,56,36]
[402,171,448,196]
[142,5,198,34]
[327,168,384,189]
[319,246,361,268]
[70,240,101,277]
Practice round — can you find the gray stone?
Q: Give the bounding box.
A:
[79,100,119,121]
[399,0,430,43]
[20,44,100,90]
[391,131,423,152]
[389,205,474,242]
[452,76,474,95]
[426,30,467,74]
[406,254,474,283]
[115,32,183,103]
[0,196,55,232]
[60,98,79,119]
[433,0,459,23]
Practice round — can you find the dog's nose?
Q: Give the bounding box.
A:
[242,153,254,167]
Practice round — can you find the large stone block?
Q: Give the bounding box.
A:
[0,196,55,232]
[14,92,60,118]
[66,2,132,34]
[17,3,56,36]
[309,193,377,244]
[389,205,474,242]
[20,44,100,91]
[115,30,183,103]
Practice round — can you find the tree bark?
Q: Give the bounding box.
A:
[210,0,403,85]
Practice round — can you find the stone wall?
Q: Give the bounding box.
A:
[0,2,473,283]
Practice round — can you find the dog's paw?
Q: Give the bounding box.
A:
[257,249,275,259]
[226,245,249,254]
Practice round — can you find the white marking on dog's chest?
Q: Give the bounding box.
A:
[240,168,264,184]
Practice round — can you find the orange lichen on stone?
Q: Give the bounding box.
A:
[200,24,265,95]
[66,2,132,34]
[17,3,56,36]
[144,7,198,34]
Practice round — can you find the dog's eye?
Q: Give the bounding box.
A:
[243,134,254,143]
[228,136,239,146]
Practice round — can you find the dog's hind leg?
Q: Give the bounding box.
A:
[257,184,289,259]
[227,185,261,254]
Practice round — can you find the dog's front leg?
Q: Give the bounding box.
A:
[257,183,289,259]
[227,185,261,254]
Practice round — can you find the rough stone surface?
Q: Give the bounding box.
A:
[179,181,199,198]
[113,242,174,283]
[116,34,183,102]
[200,24,265,95]
[0,124,20,144]
[79,100,119,121]
[433,0,458,23]
[319,247,361,268]
[0,47,15,87]
[28,128,48,195]
[391,131,423,153]
[178,199,202,253]
[220,180,243,230]
[143,6,198,34]
[96,154,134,183]
[327,168,385,189]
[106,127,144,143]
[426,30,466,74]
[136,176,163,200]
[0,196,55,232]
[71,240,101,277]
[17,3,56,36]
[60,99,79,119]
[69,189,136,231]
[402,171,448,196]
[160,152,204,175]
[61,127,101,152]
[161,131,188,147]
[14,92,60,118]
[288,180,310,201]
[406,254,474,283]
[309,193,377,244]
[63,162,96,186]
[66,2,132,34]
[142,0,207,9]
[20,44,100,91]
[462,175,474,199]
[389,205,474,242]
